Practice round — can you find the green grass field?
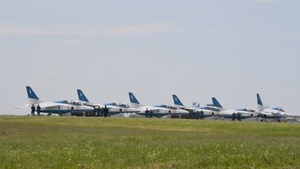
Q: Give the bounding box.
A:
[0,116,299,168]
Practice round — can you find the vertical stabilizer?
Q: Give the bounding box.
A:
[128,92,140,107]
[172,94,184,106]
[257,93,264,111]
[212,97,223,108]
[77,89,90,102]
[26,86,41,105]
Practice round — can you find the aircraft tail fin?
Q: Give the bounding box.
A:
[257,93,265,111]
[26,86,42,105]
[172,94,184,106]
[129,92,140,107]
[77,89,90,102]
[212,97,223,108]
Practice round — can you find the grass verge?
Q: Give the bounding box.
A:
[0,116,299,168]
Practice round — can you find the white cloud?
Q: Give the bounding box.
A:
[0,22,181,36]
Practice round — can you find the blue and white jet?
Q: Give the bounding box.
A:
[256,93,291,119]
[129,92,189,117]
[77,89,140,116]
[209,97,257,120]
[19,86,94,116]
[173,94,219,118]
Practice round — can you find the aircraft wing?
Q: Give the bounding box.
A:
[181,107,196,112]
[38,102,68,110]
[40,105,62,109]
[15,104,30,109]
[234,109,251,114]
[16,103,67,112]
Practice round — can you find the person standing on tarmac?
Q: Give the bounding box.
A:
[232,113,236,121]
[237,113,241,121]
[37,104,41,116]
[149,110,153,118]
[145,108,149,118]
[100,107,104,117]
[200,110,204,119]
[31,104,36,116]
[103,105,109,117]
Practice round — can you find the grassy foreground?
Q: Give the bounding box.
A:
[0,116,300,169]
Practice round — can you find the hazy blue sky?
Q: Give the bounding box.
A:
[1,0,300,115]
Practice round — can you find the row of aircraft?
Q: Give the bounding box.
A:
[19,86,297,121]
[20,86,189,117]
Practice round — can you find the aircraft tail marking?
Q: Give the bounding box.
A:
[77,89,90,102]
[172,94,184,106]
[257,93,263,106]
[129,92,140,105]
[257,93,265,111]
[212,97,223,108]
[26,86,42,105]
[26,86,39,100]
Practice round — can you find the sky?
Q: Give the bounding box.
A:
[1,0,300,115]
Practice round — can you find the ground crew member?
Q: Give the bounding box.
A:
[237,113,241,121]
[145,108,149,118]
[37,104,41,116]
[195,111,200,119]
[149,110,153,118]
[31,104,35,116]
[100,107,104,117]
[103,105,109,117]
[200,110,204,119]
[232,113,236,121]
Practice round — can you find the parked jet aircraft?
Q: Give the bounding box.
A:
[128,92,189,117]
[77,89,140,116]
[256,93,291,119]
[20,86,94,116]
[211,97,257,120]
[172,94,218,119]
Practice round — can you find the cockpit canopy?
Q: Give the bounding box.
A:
[105,102,130,108]
[55,100,83,106]
[70,100,82,106]
[119,103,129,108]
[236,108,255,112]
[272,107,285,112]
[155,105,178,109]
